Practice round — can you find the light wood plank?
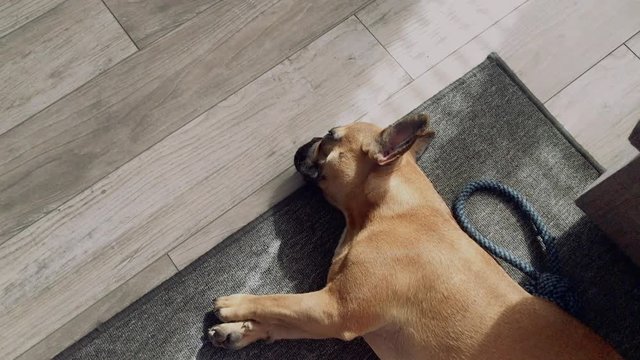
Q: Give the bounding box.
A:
[15,255,177,360]
[0,16,410,359]
[627,31,640,58]
[0,0,371,246]
[358,0,640,132]
[0,0,137,136]
[0,0,66,38]
[546,46,640,169]
[103,0,219,48]
[357,0,525,78]
[169,167,302,269]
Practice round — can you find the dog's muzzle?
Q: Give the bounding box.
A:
[294,137,322,182]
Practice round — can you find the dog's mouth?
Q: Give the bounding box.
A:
[294,137,323,182]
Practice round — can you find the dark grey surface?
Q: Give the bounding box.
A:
[56,55,640,360]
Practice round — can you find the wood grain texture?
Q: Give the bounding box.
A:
[103,0,219,48]
[0,0,136,136]
[169,167,302,269]
[15,255,177,360]
[0,0,371,246]
[357,0,525,78]
[0,16,409,359]
[358,0,640,128]
[546,46,640,169]
[0,0,65,37]
[577,155,640,265]
[627,31,640,57]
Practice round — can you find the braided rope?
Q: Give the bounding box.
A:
[453,179,579,316]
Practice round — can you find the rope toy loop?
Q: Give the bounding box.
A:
[453,179,579,316]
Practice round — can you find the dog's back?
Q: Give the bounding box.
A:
[348,157,620,359]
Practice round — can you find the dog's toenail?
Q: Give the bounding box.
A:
[211,330,225,343]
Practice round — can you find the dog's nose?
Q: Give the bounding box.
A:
[294,137,322,168]
[294,137,322,181]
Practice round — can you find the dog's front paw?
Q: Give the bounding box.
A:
[208,321,266,350]
[213,294,256,322]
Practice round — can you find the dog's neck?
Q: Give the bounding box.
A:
[339,155,437,231]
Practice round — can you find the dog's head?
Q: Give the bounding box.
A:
[294,114,434,208]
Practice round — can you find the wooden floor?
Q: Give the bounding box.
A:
[1,0,639,359]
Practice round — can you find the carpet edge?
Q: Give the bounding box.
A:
[486,53,605,174]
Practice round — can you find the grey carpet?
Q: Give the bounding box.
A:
[56,54,640,360]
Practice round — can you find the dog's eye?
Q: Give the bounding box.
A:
[326,128,341,141]
[326,129,335,140]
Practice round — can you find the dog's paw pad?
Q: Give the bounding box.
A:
[208,321,262,350]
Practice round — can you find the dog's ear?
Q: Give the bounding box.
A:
[372,113,434,165]
[410,124,436,159]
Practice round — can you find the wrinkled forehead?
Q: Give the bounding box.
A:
[330,122,381,144]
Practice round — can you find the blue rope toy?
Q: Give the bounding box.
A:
[453,179,579,316]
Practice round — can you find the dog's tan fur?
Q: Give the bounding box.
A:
[210,115,621,359]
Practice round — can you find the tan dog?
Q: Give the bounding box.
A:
[209,114,621,359]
